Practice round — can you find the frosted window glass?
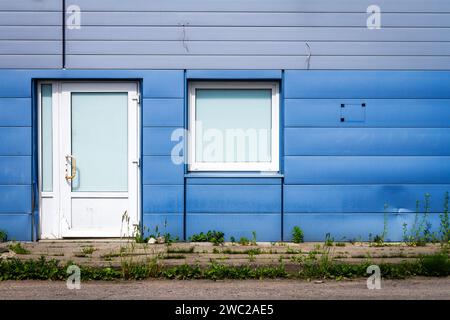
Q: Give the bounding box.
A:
[41,84,53,192]
[71,92,128,192]
[195,89,272,163]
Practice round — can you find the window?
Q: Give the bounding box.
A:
[40,83,53,192]
[188,82,279,172]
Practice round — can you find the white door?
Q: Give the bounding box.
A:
[39,82,140,238]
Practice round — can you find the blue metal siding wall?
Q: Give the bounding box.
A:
[0,69,449,241]
[0,73,32,240]
[186,178,282,241]
[141,72,185,240]
[283,71,450,241]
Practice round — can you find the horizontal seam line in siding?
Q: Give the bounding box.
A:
[3,10,450,14]
[60,54,450,57]
[61,40,450,43]
[12,25,450,28]
[284,126,450,128]
[284,98,450,100]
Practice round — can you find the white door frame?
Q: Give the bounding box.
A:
[38,81,141,239]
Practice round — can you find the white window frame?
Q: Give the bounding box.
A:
[188,81,279,172]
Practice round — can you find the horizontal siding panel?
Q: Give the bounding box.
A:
[0,55,62,68]
[0,72,31,97]
[186,178,282,185]
[285,99,450,128]
[0,98,31,126]
[0,41,61,54]
[0,156,31,184]
[142,99,184,127]
[283,212,441,242]
[65,27,450,41]
[284,156,450,185]
[187,185,281,213]
[143,213,183,239]
[67,40,450,56]
[143,185,183,214]
[64,12,450,28]
[0,185,31,213]
[285,128,450,156]
[65,55,450,70]
[0,12,60,25]
[285,71,450,98]
[0,26,61,40]
[0,0,61,11]
[142,156,184,185]
[284,185,450,213]
[187,213,280,242]
[143,127,182,156]
[65,0,450,13]
[0,214,31,241]
[0,127,31,155]
[308,56,450,70]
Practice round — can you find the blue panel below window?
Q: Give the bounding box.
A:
[187,213,280,242]
[187,184,281,213]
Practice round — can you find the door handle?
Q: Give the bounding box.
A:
[65,155,76,180]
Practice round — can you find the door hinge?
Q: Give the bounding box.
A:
[132,93,141,104]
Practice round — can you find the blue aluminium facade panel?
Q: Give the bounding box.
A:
[0,69,449,241]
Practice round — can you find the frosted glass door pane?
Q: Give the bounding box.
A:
[195,89,272,163]
[41,84,53,192]
[71,92,128,192]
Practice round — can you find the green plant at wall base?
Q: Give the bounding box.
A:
[8,242,30,255]
[230,236,236,243]
[324,233,334,246]
[401,193,450,246]
[439,191,450,243]
[0,230,7,243]
[372,204,389,246]
[189,231,225,245]
[291,226,304,243]
[238,237,250,246]
[1,248,449,281]
[81,246,96,255]
[251,231,257,245]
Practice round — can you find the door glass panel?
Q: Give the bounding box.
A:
[71,92,128,192]
[41,84,53,192]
